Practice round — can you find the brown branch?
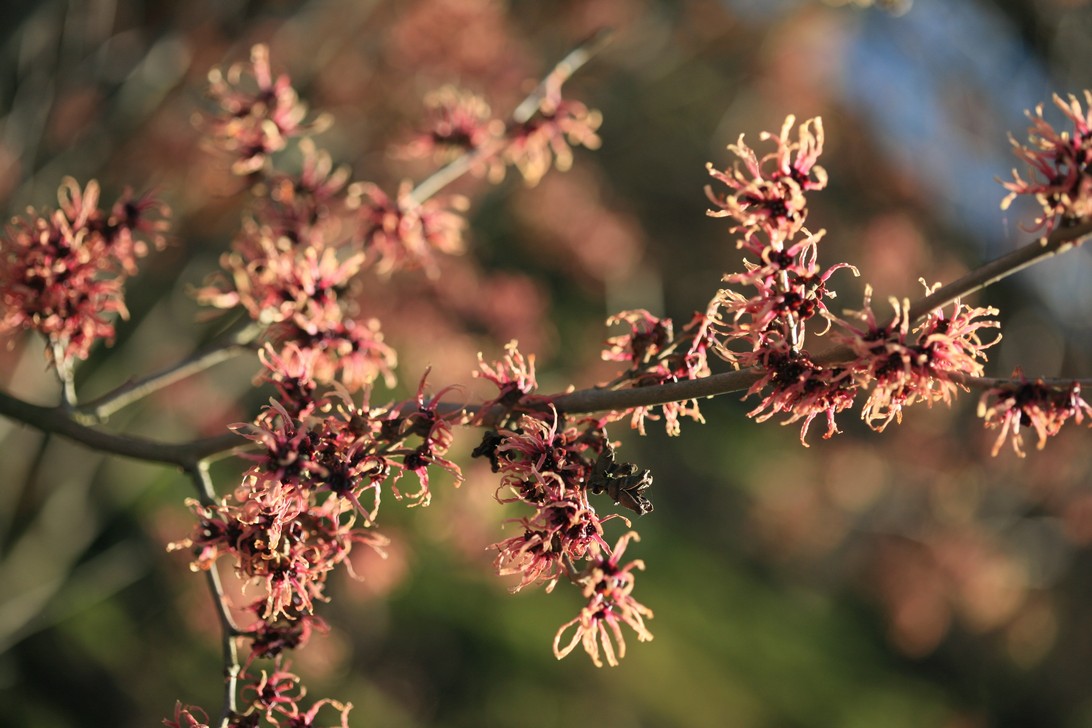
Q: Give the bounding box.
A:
[74,319,262,425]
[908,219,1092,319]
[0,390,239,467]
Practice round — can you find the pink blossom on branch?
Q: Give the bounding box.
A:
[706,114,827,246]
[601,309,714,435]
[1002,91,1092,234]
[836,285,1000,432]
[978,373,1092,457]
[0,178,168,365]
[204,44,329,176]
[553,531,653,668]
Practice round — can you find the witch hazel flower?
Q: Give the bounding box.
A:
[205,44,329,176]
[706,115,827,246]
[488,410,614,591]
[473,339,541,417]
[347,181,467,277]
[553,531,653,667]
[978,373,1092,457]
[399,86,505,170]
[602,309,714,435]
[504,87,603,187]
[743,341,858,445]
[711,229,857,357]
[836,284,1000,431]
[1002,91,1092,233]
[0,178,168,365]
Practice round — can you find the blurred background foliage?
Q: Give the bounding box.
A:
[1,0,1091,726]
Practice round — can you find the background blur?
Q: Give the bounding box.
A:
[2,0,1092,726]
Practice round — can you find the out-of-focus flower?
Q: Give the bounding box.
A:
[348,181,467,277]
[978,373,1092,456]
[204,44,329,176]
[399,86,504,172]
[1002,91,1092,233]
[504,96,602,187]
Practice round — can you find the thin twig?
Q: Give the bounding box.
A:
[908,219,1092,319]
[74,319,263,424]
[189,462,242,727]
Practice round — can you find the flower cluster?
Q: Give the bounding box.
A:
[164,661,352,728]
[477,403,655,666]
[601,309,714,435]
[0,177,168,365]
[742,341,858,445]
[487,411,609,593]
[978,373,1092,457]
[398,85,504,170]
[705,116,1009,446]
[706,115,827,247]
[1002,91,1092,233]
[705,116,853,365]
[172,362,462,619]
[505,94,602,186]
[346,181,467,277]
[837,285,1000,431]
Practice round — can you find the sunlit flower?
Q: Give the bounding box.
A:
[836,285,999,431]
[743,341,858,445]
[1001,91,1092,233]
[706,115,827,246]
[205,44,328,175]
[399,85,504,170]
[602,310,713,435]
[553,532,653,667]
[504,94,602,186]
[978,373,1092,456]
[163,701,210,728]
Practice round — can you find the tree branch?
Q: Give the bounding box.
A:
[908,219,1092,319]
[74,319,262,425]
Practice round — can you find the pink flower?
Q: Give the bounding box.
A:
[706,115,827,246]
[504,96,602,186]
[602,310,714,435]
[0,178,167,365]
[474,339,540,415]
[742,342,858,445]
[836,286,999,431]
[553,532,653,667]
[204,44,328,175]
[347,181,467,277]
[163,702,210,728]
[1001,92,1092,233]
[399,86,504,169]
[978,373,1092,456]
